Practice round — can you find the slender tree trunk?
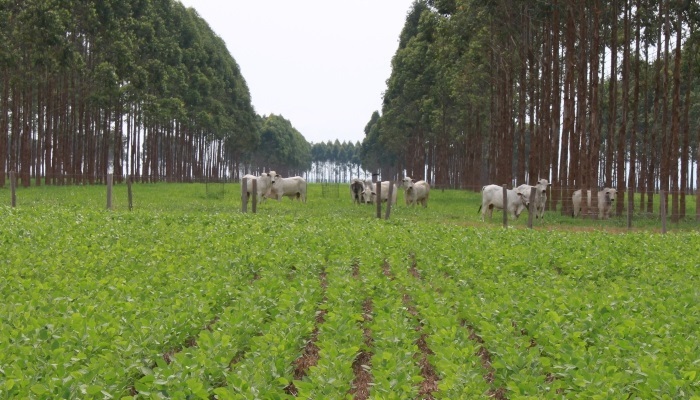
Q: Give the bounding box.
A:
[606,0,618,188]
[669,1,682,222]
[21,81,32,187]
[681,25,694,218]
[0,72,8,187]
[574,0,587,193]
[589,0,602,192]
[517,5,527,185]
[562,1,576,214]
[551,0,561,211]
[647,16,663,213]
[660,0,671,199]
[616,0,630,216]
[628,0,641,216]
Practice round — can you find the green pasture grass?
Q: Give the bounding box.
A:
[2,182,698,232]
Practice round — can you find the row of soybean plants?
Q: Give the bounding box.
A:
[0,208,289,398]
[289,218,493,399]
[260,218,426,399]
[410,226,700,399]
[129,216,329,399]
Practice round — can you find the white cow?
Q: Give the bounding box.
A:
[516,178,551,219]
[402,177,430,207]
[269,173,307,202]
[364,181,397,205]
[350,179,364,204]
[572,188,617,219]
[242,173,272,205]
[479,184,531,221]
[361,180,374,204]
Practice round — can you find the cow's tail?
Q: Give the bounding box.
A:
[477,204,482,214]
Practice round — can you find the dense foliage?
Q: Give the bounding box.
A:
[1,183,698,399]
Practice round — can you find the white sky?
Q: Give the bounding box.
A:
[177,0,415,145]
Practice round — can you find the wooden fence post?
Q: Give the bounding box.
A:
[375,181,382,219]
[660,190,667,234]
[106,173,113,210]
[627,186,633,229]
[127,176,133,211]
[241,178,248,213]
[527,186,536,229]
[384,182,393,220]
[251,179,257,214]
[502,184,508,228]
[10,171,16,207]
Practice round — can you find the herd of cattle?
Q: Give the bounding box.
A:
[241,172,618,220]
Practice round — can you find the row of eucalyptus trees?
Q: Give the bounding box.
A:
[364,0,700,219]
[0,0,259,187]
[308,140,369,183]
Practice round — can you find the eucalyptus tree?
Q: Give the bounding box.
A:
[1,0,258,186]
[253,114,311,177]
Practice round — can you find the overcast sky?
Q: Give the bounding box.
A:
[177,0,415,145]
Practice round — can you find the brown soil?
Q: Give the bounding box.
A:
[284,268,329,395]
[416,333,439,399]
[463,321,508,399]
[350,298,374,399]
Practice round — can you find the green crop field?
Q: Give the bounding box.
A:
[1,183,699,399]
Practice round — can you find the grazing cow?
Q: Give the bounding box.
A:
[402,177,430,207]
[479,184,531,221]
[572,188,617,219]
[242,173,272,205]
[350,179,364,204]
[516,178,551,219]
[269,173,307,202]
[364,181,397,205]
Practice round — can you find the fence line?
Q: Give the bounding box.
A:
[4,178,698,232]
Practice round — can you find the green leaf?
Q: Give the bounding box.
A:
[30,384,47,395]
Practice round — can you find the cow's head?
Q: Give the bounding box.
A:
[535,179,551,194]
[518,190,531,206]
[513,191,531,218]
[270,172,282,185]
[603,188,617,206]
[361,189,374,204]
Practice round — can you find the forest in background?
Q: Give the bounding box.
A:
[364,0,700,218]
[2,0,700,218]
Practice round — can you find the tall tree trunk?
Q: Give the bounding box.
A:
[659,0,671,203]
[561,1,576,214]
[606,0,618,188]
[589,0,602,191]
[21,81,31,187]
[681,24,694,219]
[647,15,663,213]
[517,5,527,185]
[0,72,8,187]
[616,0,630,216]
[628,0,641,216]
[669,1,682,222]
[550,0,561,211]
[574,0,587,193]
